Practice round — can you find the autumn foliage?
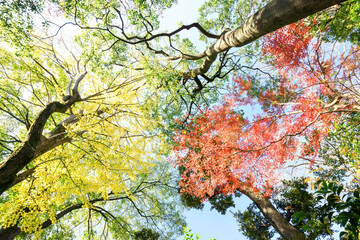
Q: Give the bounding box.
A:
[172,21,360,201]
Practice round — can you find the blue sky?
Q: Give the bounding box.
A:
[183,198,252,240]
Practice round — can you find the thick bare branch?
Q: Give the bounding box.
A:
[182,0,345,79]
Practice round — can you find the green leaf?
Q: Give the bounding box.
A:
[354,190,359,198]
[292,212,306,224]
[337,185,343,196]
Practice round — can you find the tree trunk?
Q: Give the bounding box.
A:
[184,0,346,78]
[0,99,78,195]
[0,225,21,240]
[244,190,306,240]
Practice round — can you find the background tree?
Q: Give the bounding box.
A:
[234,178,332,240]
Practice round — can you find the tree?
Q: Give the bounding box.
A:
[0,0,346,95]
[0,36,185,239]
[236,119,360,239]
[301,115,360,239]
[172,18,360,239]
[234,179,332,240]
[231,112,360,239]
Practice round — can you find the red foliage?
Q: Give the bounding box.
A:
[171,21,360,201]
[262,20,313,70]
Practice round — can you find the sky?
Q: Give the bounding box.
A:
[159,1,251,239]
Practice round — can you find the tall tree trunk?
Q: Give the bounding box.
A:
[184,0,345,78]
[244,190,306,240]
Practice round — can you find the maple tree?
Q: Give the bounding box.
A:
[172,20,360,239]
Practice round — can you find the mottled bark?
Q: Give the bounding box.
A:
[183,0,345,78]
[244,190,306,240]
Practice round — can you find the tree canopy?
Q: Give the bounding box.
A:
[0,0,358,239]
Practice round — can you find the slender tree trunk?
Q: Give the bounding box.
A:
[244,190,306,240]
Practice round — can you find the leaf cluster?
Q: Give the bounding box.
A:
[311,0,360,44]
[314,182,360,239]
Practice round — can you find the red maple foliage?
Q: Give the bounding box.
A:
[262,20,313,70]
[171,21,360,201]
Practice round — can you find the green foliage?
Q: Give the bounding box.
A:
[279,179,331,239]
[183,227,216,240]
[315,182,360,239]
[180,191,204,211]
[312,0,360,44]
[314,120,360,184]
[134,228,160,240]
[0,0,44,48]
[180,190,240,215]
[234,203,275,240]
[234,178,332,240]
[183,227,201,240]
[208,194,236,215]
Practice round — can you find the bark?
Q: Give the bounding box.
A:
[182,0,346,79]
[244,190,306,240]
[34,114,79,158]
[0,225,21,240]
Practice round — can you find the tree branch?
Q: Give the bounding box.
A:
[181,0,345,79]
